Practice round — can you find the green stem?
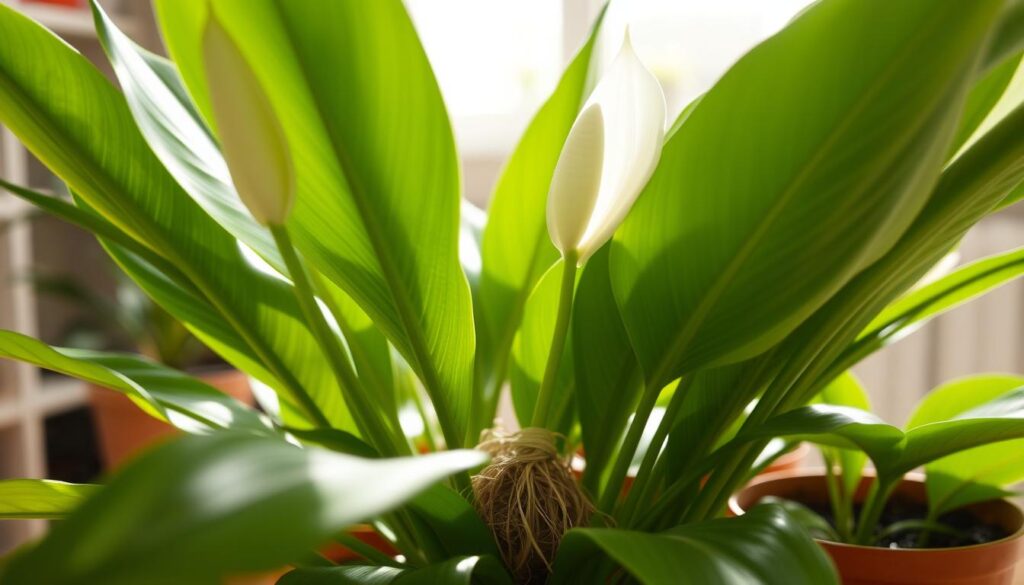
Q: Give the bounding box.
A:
[854,477,897,545]
[619,377,692,525]
[599,383,658,512]
[531,251,579,428]
[270,225,406,457]
[823,453,850,540]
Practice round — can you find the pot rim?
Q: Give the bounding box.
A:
[730,468,1024,553]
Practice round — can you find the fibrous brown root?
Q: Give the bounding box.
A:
[472,427,594,585]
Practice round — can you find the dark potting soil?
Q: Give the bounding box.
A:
[802,496,1009,549]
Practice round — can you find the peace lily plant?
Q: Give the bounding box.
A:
[0,0,1023,584]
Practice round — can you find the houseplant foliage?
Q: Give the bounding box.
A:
[737,373,1024,546]
[0,0,1022,584]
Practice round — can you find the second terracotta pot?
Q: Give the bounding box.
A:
[730,470,1024,585]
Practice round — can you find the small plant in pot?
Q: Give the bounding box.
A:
[1,0,1024,583]
[730,373,1024,585]
[32,264,253,468]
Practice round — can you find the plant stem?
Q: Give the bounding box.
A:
[270,224,406,456]
[854,477,897,545]
[823,453,850,540]
[530,251,579,428]
[599,383,659,512]
[618,376,692,525]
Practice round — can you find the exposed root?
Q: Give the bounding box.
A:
[473,427,594,584]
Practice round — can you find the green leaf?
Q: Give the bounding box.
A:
[0,3,347,428]
[154,0,474,447]
[951,54,1023,153]
[278,555,511,585]
[0,434,487,584]
[285,427,378,459]
[406,486,500,561]
[0,480,98,520]
[93,0,396,430]
[661,361,766,486]
[550,505,837,584]
[744,405,904,467]
[474,10,604,433]
[509,260,577,429]
[893,386,1024,473]
[758,497,840,542]
[611,0,1003,387]
[572,246,642,487]
[856,246,1024,356]
[905,376,1024,514]
[0,330,270,435]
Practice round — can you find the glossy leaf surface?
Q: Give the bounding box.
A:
[611,0,1002,386]
[154,0,474,446]
[0,434,486,584]
[0,330,270,435]
[550,505,837,584]
[0,3,346,427]
[907,375,1024,515]
[278,555,511,585]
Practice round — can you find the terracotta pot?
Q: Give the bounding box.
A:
[89,368,254,469]
[729,470,1024,585]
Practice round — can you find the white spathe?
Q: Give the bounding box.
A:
[546,31,667,263]
[202,12,294,226]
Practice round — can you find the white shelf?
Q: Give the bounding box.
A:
[0,196,31,221]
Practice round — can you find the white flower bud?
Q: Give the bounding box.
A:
[546,31,667,263]
[202,11,294,226]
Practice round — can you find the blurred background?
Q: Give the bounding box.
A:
[0,0,1022,554]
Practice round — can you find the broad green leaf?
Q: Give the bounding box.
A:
[278,555,511,585]
[474,10,604,433]
[765,96,1024,418]
[0,330,270,435]
[892,398,1024,474]
[743,405,904,467]
[93,1,396,430]
[854,246,1024,356]
[611,0,1003,387]
[550,505,837,584]
[0,434,487,584]
[0,480,98,520]
[509,260,577,429]
[904,376,1024,514]
[154,0,474,447]
[572,246,642,488]
[91,1,279,270]
[0,3,346,428]
[758,497,840,542]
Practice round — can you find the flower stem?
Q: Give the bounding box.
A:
[531,251,579,428]
[270,224,407,456]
